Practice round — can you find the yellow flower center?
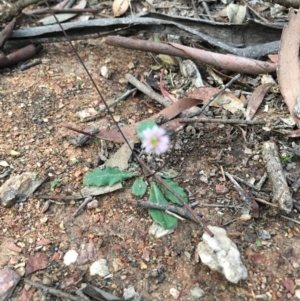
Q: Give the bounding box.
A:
[150,136,159,147]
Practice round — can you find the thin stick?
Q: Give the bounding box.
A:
[186,73,241,118]
[24,279,82,301]
[280,215,300,225]
[230,172,267,191]
[165,210,185,220]
[191,0,200,18]
[125,74,171,107]
[255,197,278,208]
[137,200,200,223]
[19,59,41,71]
[29,8,101,14]
[73,196,92,217]
[83,88,137,122]
[201,0,214,21]
[179,117,266,125]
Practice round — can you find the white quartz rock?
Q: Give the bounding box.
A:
[197,226,247,284]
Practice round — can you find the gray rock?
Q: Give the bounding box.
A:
[89,259,110,277]
[190,286,205,299]
[149,223,174,238]
[0,172,45,207]
[0,266,21,301]
[123,286,140,301]
[197,226,247,284]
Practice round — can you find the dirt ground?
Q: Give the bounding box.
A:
[1,39,300,301]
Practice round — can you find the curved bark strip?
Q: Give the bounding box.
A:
[277,9,300,128]
[262,141,293,214]
[0,44,42,68]
[105,36,276,75]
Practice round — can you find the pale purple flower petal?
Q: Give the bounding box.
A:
[141,126,170,155]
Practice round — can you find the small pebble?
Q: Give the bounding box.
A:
[87,199,99,209]
[123,286,137,300]
[170,287,180,299]
[190,286,205,299]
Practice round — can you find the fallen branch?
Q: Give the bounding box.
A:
[225,172,259,218]
[262,141,293,213]
[179,117,266,125]
[0,44,42,68]
[105,36,276,75]
[137,200,202,223]
[7,13,283,58]
[24,279,82,301]
[125,74,172,107]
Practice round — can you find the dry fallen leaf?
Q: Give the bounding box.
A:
[246,83,273,120]
[112,0,130,17]
[226,3,246,24]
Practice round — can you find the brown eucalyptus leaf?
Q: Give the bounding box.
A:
[188,87,245,114]
[38,0,87,25]
[245,83,273,120]
[95,97,203,143]
[112,0,129,17]
[278,9,300,128]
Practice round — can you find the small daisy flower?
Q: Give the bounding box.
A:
[141,126,170,155]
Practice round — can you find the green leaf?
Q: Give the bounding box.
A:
[51,178,61,188]
[137,121,157,141]
[132,178,147,197]
[159,169,179,179]
[160,179,188,206]
[148,183,178,229]
[83,166,134,187]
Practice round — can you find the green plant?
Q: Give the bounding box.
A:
[255,240,262,247]
[51,178,61,188]
[281,154,293,163]
[82,121,188,230]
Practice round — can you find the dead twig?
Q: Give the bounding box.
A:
[262,141,293,213]
[186,74,241,118]
[225,172,259,218]
[264,0,300,8]
[125,74,171,107]
[137,200,202,223]
[73,196,92,217]
[201,0,214,21]
[83,88,137,122]
[24,279,82,301]
[179,117,266,126]
[280,215,300,225]
[191,0,200,19]
[19,59,41,71]
[241,0,269,23]
[27,8,101,15]
[229,172,268,192]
